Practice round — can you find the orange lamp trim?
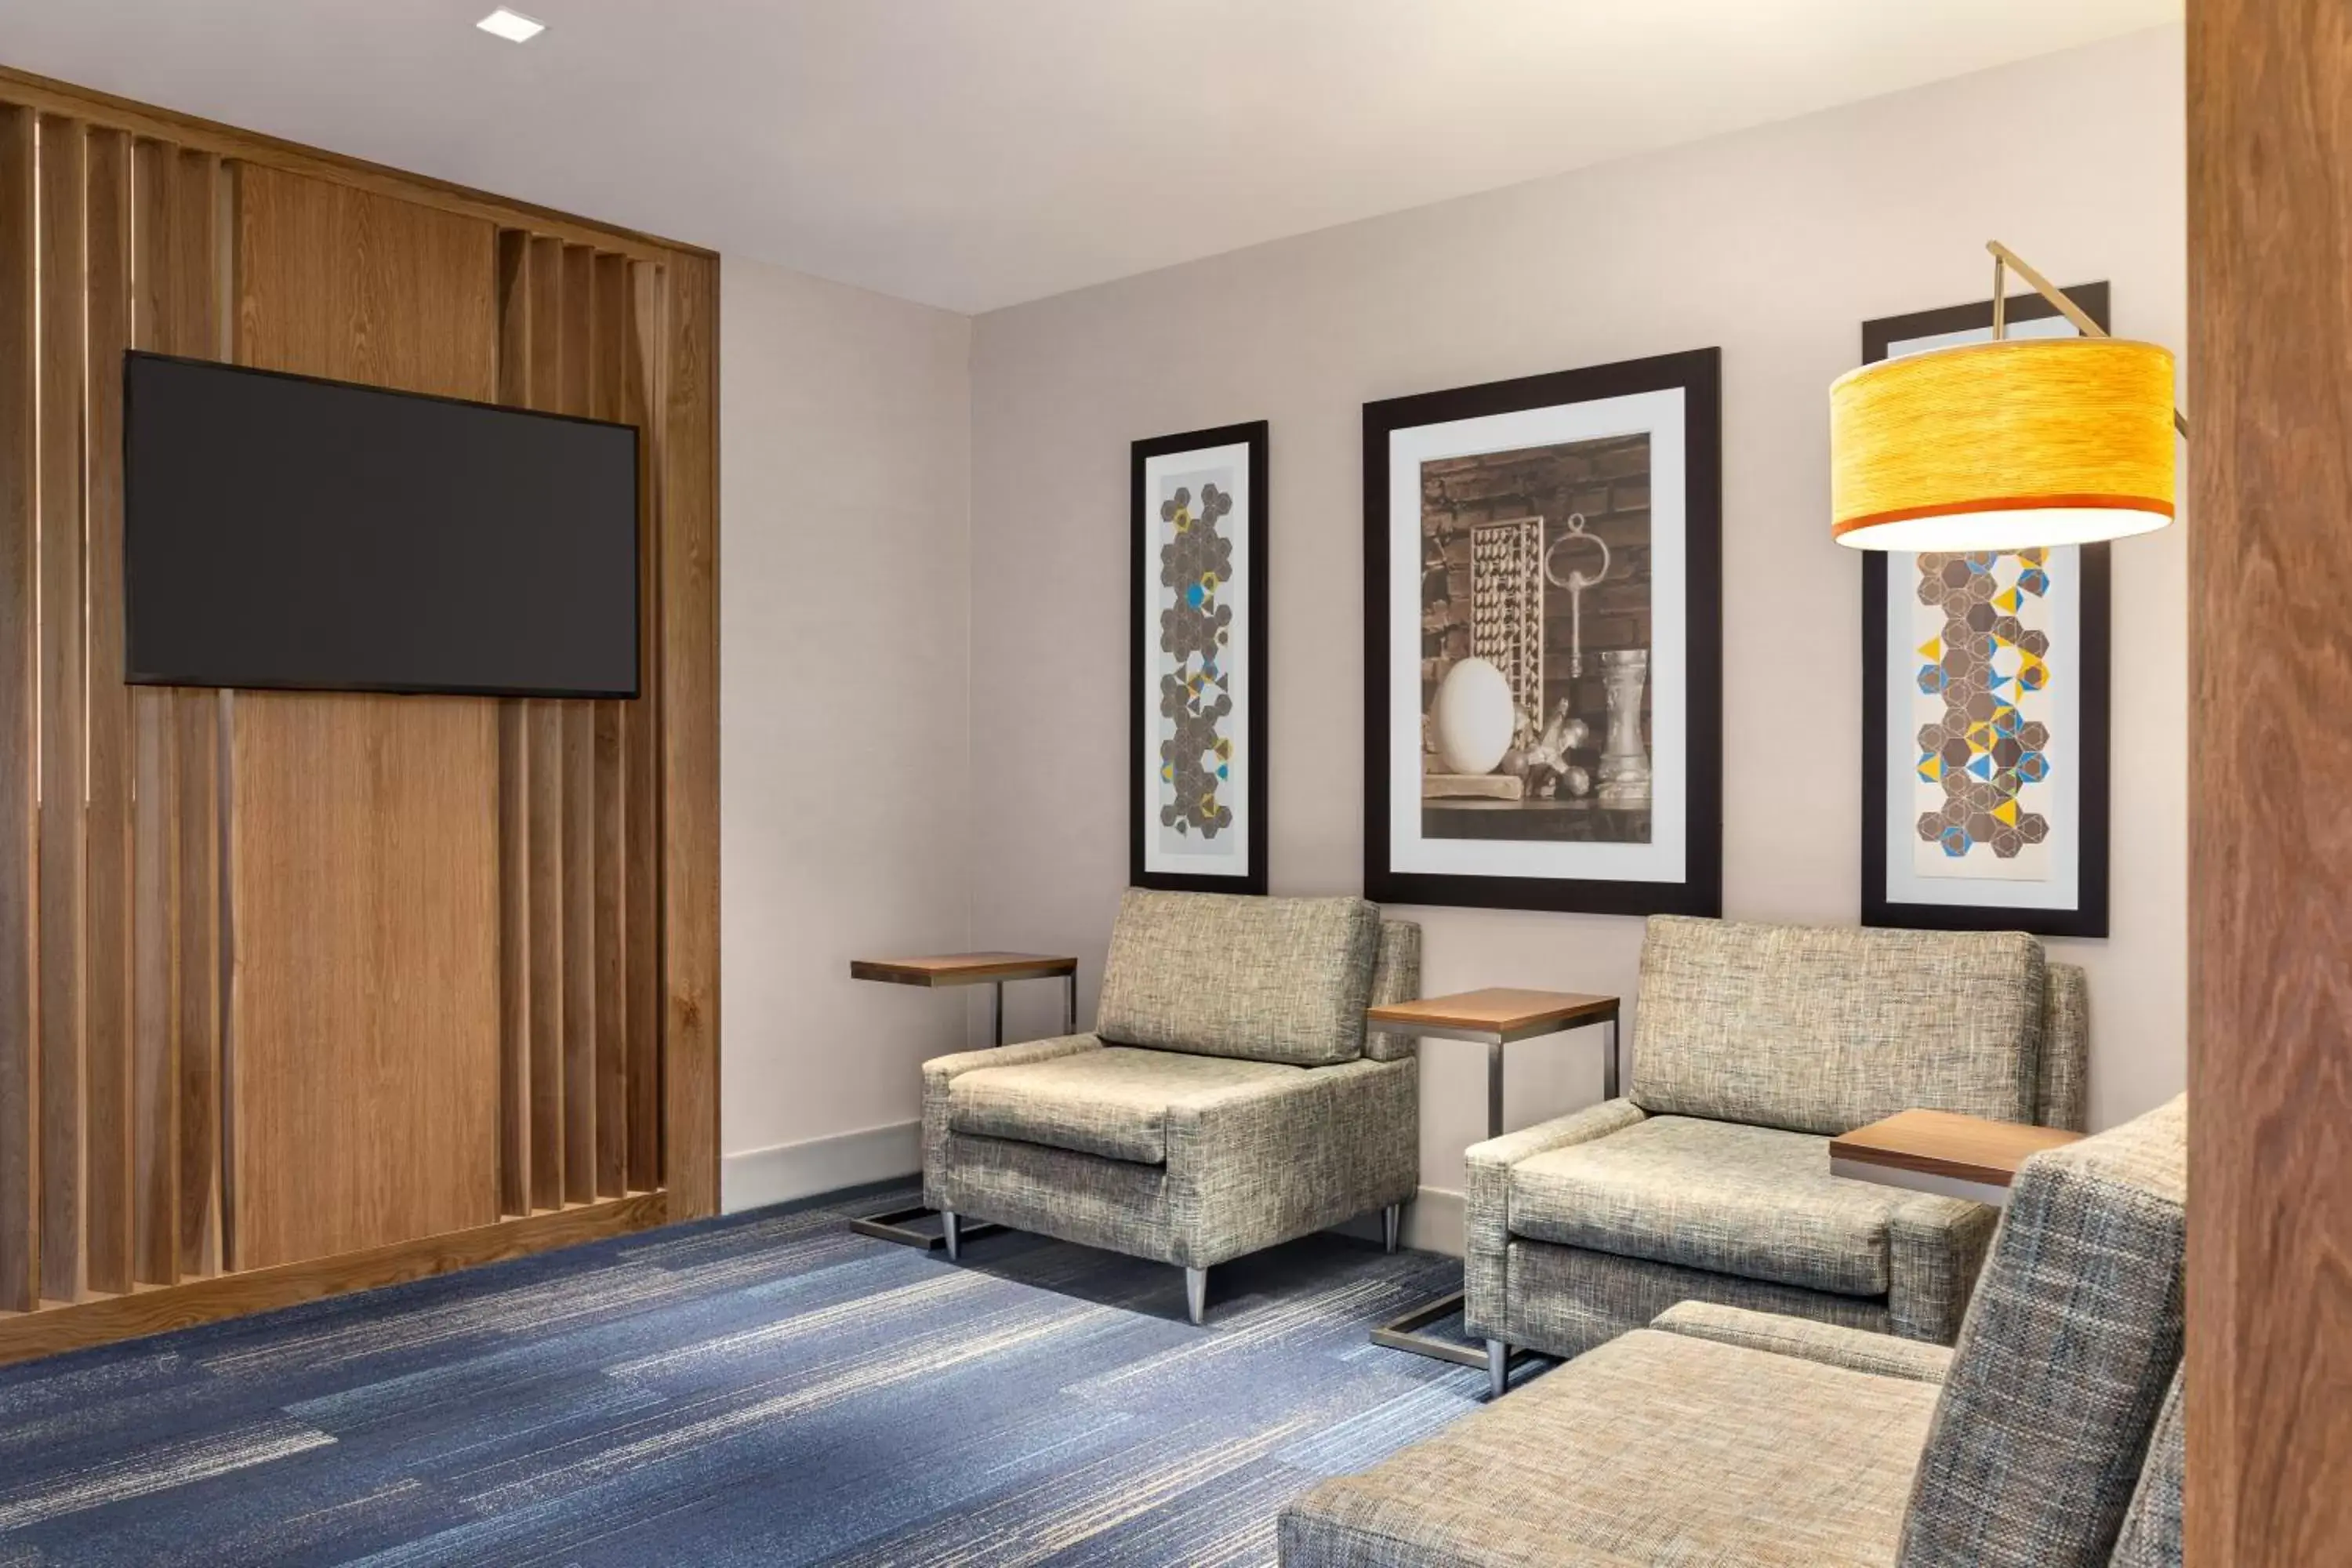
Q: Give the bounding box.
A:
[1830,492,2176,541]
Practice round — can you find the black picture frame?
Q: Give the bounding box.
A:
[1363,350,1722,916]
[1858,286,2112,938]
[1130,420,1271,895]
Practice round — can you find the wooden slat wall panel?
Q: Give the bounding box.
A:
[492,229,531,1218]
[83,127,135,1297]
[229,165,501,1270]
[560,244,597,1207]
[129,137,181,1287]
[0,67,718,1345]
[36,114,89,1305]
[523,234,565,1212]
[591,252,628,1199]
[170,147,223,1281]
[0,104,37,1316]
[624,260,663,1192]
[659,253,720,1220]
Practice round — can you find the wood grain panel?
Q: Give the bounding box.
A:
[623,259,662,1192]
[659,253,720,1218]
[36,114,89,1305]
[2188,1,2352,1560]
[0,1192,665,1369]
[0,104,37,1316]
[561,702,595,1204]
[526,704,564,1210]
[169,147,221,1281]
[492,228,532,1218]
[128,136,181,1289]
[592,252,629,1198]
[521,234,566,1211]
[82,127,135,1296]
[230,165,503,1269]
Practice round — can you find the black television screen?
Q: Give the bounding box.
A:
[124,351,640,699]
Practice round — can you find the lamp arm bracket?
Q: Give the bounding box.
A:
[1988,240,2190,439]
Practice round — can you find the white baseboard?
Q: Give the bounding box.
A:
[721,1120,921,1214]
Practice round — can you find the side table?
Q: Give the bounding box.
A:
[845,950,1080,1250]
[1830,1109,2084,1207]
[1363,987,1621,1374]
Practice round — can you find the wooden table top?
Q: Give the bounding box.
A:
[850,952,1078,987]
[1367,986,1619,1037]
[1830,1109,2085,1187]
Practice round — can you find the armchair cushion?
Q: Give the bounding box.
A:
[947,1045,1301,1165]
[1630,915,2045,1135]
[1095,889,1381,1066]
[1279,1327,1938,1568]
[1653,1301,1955,1384]
[1507,1115,1918,1297]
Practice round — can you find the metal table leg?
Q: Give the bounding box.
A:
[1604,1017,1620,1101]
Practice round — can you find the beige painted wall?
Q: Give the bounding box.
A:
[719,255,977,1207]
[966,28,2187,1236]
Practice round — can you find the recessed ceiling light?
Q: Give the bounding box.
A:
[476,8,545,43]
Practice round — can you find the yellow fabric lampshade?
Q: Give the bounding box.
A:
[1830,336,2177,550]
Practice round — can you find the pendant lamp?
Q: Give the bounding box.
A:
[1831,242,2187,551]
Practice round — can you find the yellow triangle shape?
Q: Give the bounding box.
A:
[1994,798,2020,826]
[1995,588,2022,613]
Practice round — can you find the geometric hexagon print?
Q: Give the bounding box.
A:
[1134,423,1266,891]
[1910,548,2056,880]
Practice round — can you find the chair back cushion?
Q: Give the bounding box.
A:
[2108,1363,2183,1568]
[1896,1096,2187,1568]
[1361,919,1424,1062]
[1095,889,1380,1066]
[1629,916,2044,1135]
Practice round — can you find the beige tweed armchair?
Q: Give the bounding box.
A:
[922,889,1421,1323]
[1282,1096,2185,1568]
[1465,916,2089,1390]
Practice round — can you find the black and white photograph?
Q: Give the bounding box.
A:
[1365,351,1722,915]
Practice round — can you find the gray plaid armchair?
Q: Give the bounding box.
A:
[1466,916,2089,1385]
[922,889,1421,1323]
[1281,1095,2186,1567]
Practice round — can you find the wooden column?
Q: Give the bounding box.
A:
[2187,0,2352,1561]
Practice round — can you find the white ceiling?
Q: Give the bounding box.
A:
[1,1,2180,314]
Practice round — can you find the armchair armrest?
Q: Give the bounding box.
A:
[921,1033,1101,1207]
[1163,1057,1418,1269]
[1462,1098,1646,1340]
[1888,1191,2000,1344]
[1650,1301,1953,1384]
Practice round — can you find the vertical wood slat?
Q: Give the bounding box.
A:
[660,254,720,1219]
[559,243,597,1205]
[129,136,180,1286]
[83,128,134,1296]
[591,250,628,1198]
[623,260,662,1192]
[0,104,38,1315]
[2187,1,2352,1559]
[171,147,221,1279]
[492,229,531,1218]
[524,234,565,1211]
[37,115,89,1305]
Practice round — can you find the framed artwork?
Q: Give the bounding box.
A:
[1131,421,1269,894]
[1364,350,1722,916]
[1860,285,2113,938]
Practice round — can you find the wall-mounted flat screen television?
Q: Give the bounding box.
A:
[125,351,640,699]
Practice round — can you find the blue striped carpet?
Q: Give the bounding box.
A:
[0,1185,1508,1566]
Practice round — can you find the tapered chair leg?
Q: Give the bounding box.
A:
[1382,1203,1402,1254]
[942,1210,961,1262]
[1486,1338,1509,1399]
[1185,1266,1208,1326]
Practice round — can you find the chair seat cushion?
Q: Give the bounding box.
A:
[946,1046,1301,1165]
[1508,1115,1908,1297]
[1279,1326,1937,1568]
